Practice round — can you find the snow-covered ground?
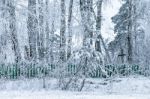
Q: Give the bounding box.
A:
[0,76,150,99]
[0,91,150,99]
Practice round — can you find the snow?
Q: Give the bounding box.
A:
[102,0,122,41]
[0,76,150,99]
[0,91,149,99]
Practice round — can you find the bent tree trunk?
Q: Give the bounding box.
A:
[95,0,111,63]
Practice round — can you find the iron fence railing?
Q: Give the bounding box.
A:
[0,64,147,79]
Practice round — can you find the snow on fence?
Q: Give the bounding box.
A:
[0,64,145,79]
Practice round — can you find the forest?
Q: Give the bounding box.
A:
[0,0,150,98]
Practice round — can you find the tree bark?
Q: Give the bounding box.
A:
[95,0,103,52]
[0,0,8,63]
[60,0,66,62]
[27,0,38,62]
[80,0,93,48]
[37,0,45,61]
[7,0,21,63]
[67,0,73,60]
[45,0,50,62]
[95,0,111,63]
[127,0,133,64]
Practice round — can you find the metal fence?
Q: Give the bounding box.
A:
[0,63,146,79]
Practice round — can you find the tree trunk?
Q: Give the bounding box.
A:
[60,0,66,62]
[99,34,112,63]
[0,0,8,63]
[27,0,38,62]
[80,0,86,47]
[95,0,103,52]
[7,0,21,63]
[95,0,111,63]
[87,0,93,45]
[80,0,93,48]
[38,0,45,61]
[67,0,73,60]
[127,0,133,64]
[45,0,50,63]
[48,1,56,64]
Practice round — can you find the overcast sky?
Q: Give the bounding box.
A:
[102,0,122,41]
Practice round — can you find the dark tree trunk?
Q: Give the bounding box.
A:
[127,0,133,64]
[80,0,93,48]
[67,0,73,59]
[60,0,66,62]
[45,0,50,62]
[27,0,38,62]
[37,0,45,61]
[95,0,111,63]
[95,0,103,52]
[7,0,21,63]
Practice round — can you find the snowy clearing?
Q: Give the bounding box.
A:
[0,91,150,99]
[0,76,150,99]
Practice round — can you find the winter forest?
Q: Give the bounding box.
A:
[0,0,150,99]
